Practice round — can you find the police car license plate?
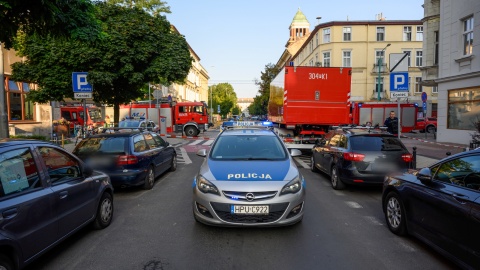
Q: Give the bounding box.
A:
[231,205,269,215]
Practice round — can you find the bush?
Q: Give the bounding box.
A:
[10,135,48,141]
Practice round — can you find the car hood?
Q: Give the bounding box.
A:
[201,158,297,182]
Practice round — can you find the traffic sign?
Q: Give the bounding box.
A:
[389,53,409,72]
[390,72,409,91]
[72,72,93,92]
[217,105,220,113]
[421,92,427,102]
[74,92,92,99]
[390,92,408,99]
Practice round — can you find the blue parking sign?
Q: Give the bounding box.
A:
[72,72,93,92]
[390,72,409,91]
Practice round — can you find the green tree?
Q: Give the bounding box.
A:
[249,63,279,116]
[11,3,192,124]
[209,83,237,118]
[106,0,171,16]
[0,0,100,49]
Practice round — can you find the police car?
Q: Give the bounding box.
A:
[193,121,306,226]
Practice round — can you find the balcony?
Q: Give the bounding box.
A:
[372,63,388,74]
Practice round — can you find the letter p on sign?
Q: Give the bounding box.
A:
[77,74,88,90]
[390,72,409,91]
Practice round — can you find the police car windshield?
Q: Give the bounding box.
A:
[210,135,287,160]
[119,121,141,128]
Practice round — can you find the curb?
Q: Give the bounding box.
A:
[402,136,468,149]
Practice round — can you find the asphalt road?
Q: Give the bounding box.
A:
[25,130,458,270]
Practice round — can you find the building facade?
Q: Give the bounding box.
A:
[423,0,480,144]
[277,10,437,115]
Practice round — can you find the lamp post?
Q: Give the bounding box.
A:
[209,86,213,124]
[377,43,391,101]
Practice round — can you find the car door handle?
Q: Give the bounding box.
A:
[2,208,18,219]
[59,191,68,199]
[451,193,468,204]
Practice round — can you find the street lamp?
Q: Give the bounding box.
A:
[377,43,391,101]
[209,86,213,124]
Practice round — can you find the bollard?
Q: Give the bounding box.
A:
[61,134,65,148]
[412,146,417,169]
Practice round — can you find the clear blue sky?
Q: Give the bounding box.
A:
[165,0,424,98]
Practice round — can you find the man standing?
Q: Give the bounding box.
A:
[384,111,399,134]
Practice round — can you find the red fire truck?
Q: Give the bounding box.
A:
[120,99,209,136]
[268,66,352,148]
[268,66,418,149]
[350,102,418,133]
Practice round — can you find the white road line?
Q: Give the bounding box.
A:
[345,201,363,208]
[332,190,345,196]
[364,216,383,225]
[188,140,203,145]
[203,139,214,146]
[394,238,416,252]
[180,147,192,164]
[294,157,310,169]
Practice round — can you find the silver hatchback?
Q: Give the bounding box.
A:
[193,122,305,226]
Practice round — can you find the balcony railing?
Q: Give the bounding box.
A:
[372,63,388,74]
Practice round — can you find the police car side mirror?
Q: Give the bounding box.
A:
[196,149,207,157]
[290,149,302,157]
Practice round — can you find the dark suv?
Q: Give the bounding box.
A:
[73,130,176,190]
[311,127,413,190]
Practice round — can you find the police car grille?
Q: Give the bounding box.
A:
[222,191,277,201]
[211,202,288,224]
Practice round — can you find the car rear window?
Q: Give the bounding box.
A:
[350,136,406,151]
[74,137,127,154]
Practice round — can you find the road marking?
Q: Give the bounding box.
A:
[345,201,363,208]
[294,157,310,169]
[188,140,203,145]
[332,190,345,196]
[180,147,192,164]
[364,216,383,225]
[394,238,416,252]
[203,139,214,146]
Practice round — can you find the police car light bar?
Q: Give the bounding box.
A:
[221,121,275,130]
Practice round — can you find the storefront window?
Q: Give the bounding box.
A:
[4,76,36,121]
[448,88,480,130]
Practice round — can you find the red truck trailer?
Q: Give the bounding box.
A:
[120,99,209,136]
[268,66,352,148]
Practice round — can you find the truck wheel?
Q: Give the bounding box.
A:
[184,126,197,137]
[426,125,436,133]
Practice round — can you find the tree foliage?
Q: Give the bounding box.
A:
[106,0,171,16]
[209,83,237,118]
[11,2,192,123]
[0,0,100,49]
[248,63,279,116]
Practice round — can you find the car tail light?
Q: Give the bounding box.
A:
[402,154,413,163]
[117,155,138,165]
[343,152,365,161]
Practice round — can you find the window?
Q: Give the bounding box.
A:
[434,31,439,65]
[0,148,41,197]
[416,26,423,41]
[376,27,385,41]
[403,26,412,41]
[414,77,422,93]
[323,52,331,67]
[342,51,351,67]
[403,50,411,66]
[323,28,330,43]
[144,133,160,148]
[5,76,34,121]
[463,16,474,55]
[39,147,81,184]
[133,135,148,152]
[432,155,480,190]
[375,50,386,71]
[432,86,438,93]
[315,33,318,47]
[343,27,351,41]
[375,77,384,93]
[415,51,423,67]
[315,53,319,65]
[448,88,480,130]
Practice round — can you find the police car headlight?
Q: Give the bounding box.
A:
[280,175,302,195]
[196,174,220,195]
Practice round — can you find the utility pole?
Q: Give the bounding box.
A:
[0,44,9,139]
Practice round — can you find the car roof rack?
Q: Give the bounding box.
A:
[102,127,148,133]
[331,125,388,134]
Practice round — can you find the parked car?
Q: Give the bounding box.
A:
[414,117,437,133]
[73,130,176,189]
[117,117,159,132]
[0,139,114,270]
[193,121,305,226]
[382,149,480,269]
[311,127,413,190]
